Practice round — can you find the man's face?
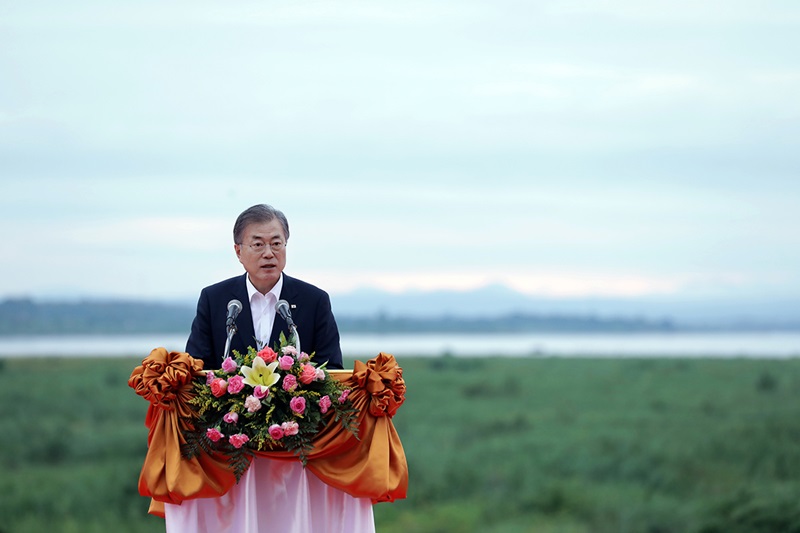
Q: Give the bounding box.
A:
[235,219,287,294]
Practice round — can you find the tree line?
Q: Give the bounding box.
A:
[0,297,679,335]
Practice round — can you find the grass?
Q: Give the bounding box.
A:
[2,354,800,532]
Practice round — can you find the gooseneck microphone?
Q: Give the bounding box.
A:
[275,299,295,328]
[275,299,301,353]
[226,299,243,328]
[223,299,242,360]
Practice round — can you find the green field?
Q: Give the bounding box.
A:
[2,354,800,533]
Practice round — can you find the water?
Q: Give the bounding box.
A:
[0,332,799,359]
[343,332,800,358]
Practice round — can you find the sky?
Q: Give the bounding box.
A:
[1,0,799,303]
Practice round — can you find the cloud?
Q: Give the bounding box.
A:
[294,268,765,298]
[1,0,799,302]
[68,216,231,252]
[547,0,800,24]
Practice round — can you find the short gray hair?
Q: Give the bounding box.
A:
[233,204,290,244]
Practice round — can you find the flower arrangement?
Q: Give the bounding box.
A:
[181,334,358,480]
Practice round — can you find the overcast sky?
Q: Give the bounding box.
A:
[1,0,798,302]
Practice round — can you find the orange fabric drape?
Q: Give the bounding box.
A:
[129,349,408,518]
[127,349,238,515]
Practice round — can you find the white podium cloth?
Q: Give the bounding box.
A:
[164,457,375,533]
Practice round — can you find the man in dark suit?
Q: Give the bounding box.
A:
[186,204,343,370]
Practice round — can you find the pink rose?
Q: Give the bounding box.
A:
[221,356,238,373]
[229,433,250,449]
[227,375,245,394]
[290,396,306,415]
[315,367,326,381]
[279,355,295,371]
[210,378,228,398]
[254,385,269,399]
[338,389,350,403]
[244,395,261,413]
[257,347,278,363]
[319,395,332,414]
[299,364,317,385]
[298,352,311,363]
[281,420,299,436]
[282,345,298,356]
[268,424,284,440]
[206,427,224,442]
[282,374,298,392]
[205,371,215,385]
[223,412,239,424]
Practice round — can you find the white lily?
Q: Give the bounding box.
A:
[240,357,281,389]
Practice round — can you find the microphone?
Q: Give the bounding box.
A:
[226,299,242,328]
[223,299,242,360]
[276,299,301,353]
[275,299,296,328]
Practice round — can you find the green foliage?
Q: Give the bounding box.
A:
[0,358,160,532]
[372,356,800,533]
[694,485,800,533]
[2,355,800,532]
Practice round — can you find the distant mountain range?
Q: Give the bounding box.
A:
[2,285,799,335]
[329,284,800,328]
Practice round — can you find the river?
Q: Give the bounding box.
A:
[1,331,799,358]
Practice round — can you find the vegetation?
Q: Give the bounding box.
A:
[0,299,194,335]
[0,298,680,336]
[1,354,800,532]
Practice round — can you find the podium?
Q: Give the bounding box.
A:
[128,349,408,523]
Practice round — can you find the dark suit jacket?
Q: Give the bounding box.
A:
[186,273,343,370]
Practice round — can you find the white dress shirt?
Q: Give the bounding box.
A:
[246,273,284,349]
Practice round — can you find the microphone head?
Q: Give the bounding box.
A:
[228,299,243,313]
[275,299,296,328]
[275,299,290,314]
